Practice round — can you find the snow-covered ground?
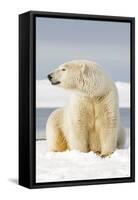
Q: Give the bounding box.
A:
[36,136,130,183]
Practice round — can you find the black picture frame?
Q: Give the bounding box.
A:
[19,10,135,189]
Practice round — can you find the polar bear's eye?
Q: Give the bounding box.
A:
[62,68,66,71]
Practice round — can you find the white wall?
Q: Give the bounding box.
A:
[0,0,137,199]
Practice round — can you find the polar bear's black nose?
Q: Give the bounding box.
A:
[47,74,52,80]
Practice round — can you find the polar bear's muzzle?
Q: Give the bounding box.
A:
[47,73,61,85]
[51,81,61,85]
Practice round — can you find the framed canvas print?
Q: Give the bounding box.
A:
[19,11,135,189]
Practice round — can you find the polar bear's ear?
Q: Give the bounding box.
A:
[81,63,89,75]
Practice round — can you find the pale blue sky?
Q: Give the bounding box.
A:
[36,17,130,82]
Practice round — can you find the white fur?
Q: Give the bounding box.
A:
[46,60,126,157]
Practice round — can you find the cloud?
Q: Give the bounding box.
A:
[36,80,130,108]
[115,81,130,108]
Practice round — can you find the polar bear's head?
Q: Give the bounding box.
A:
[47,60,84,89]
[47,60,112,97]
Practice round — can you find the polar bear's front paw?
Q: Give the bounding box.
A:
[100,152,113,158]
[94,151,101,156]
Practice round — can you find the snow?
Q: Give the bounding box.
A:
[36,136,130,183]
[36,80,130,108]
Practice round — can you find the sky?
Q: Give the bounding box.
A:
[36,17,130,82]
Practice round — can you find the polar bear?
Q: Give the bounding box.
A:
[46,60,126,157]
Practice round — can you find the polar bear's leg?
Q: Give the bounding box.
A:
[47,128,67,152]
[68,125,89,152]
[46,109,67,152]
[99,128,117,157]
[97,114,118,157]
[89,130,101,154]
[95,91,118,157]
